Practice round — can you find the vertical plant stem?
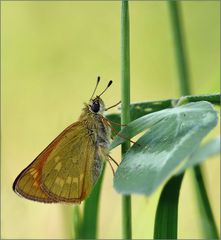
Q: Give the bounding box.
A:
[80,164,106,239]
[193,165,219,238]
[121,0,132,239]
[169,1,218,238]
[169,0,190,96]
[154,1,189,238]
[73,205,81,239]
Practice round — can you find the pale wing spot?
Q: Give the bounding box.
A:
[72,177,78,184]
[54,162,62,171]
[30,170,39,179]
[78,173,84,197]
[29,168,39,179]
[69,177,79,198]
[55,177,65,188]
[66,176,72,184]
[33,172,38,179]
[29,167,36,173]
[71,156,78,164]
[80,173,84,181]
[33,181,39,187]
[79,174,84,188]
[54,156,60,162]
[55,177,60,185]
[62,176,73,198]
[59,179,65,188]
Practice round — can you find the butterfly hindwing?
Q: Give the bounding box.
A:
[41,122,96,203]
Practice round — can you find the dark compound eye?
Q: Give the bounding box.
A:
[91,101,100,113]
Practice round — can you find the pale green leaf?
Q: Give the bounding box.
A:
[177,136,220,174]
[113,101,218,195]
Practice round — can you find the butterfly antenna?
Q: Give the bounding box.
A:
[90,76,101,100]
[98,80,113,97]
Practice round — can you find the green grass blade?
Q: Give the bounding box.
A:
[154,2,219,239]
[154,1,191,238]
[177,136,220,174]
[193,166,219,238]
[178,137,220,238]
[154,173,184,239]
[169,2,219,238]
[80,164,106,239]
[168,1,190,96]
[121,0,132,239]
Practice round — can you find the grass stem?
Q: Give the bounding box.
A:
[169,2,219,238]
[121,0,132,239]
[168,1,190,96]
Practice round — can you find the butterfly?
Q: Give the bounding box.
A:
[13,77,120,204]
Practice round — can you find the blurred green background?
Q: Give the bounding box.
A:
[1,1,220,239]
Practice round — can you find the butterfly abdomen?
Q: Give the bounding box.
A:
[93,152,104,183]
[96,119,111,147]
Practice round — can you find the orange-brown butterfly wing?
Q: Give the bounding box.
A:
[41,122,96,203]
[13,122,79,203]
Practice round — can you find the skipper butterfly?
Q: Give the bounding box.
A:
[13,77,119,204]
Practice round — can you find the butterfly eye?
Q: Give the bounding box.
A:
[91,101,100,113]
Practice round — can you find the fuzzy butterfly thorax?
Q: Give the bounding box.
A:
[80,96,111,146]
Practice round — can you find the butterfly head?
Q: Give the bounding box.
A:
[89,96,105,114]
[88,77,113,114]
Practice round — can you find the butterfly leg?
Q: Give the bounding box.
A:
[102,117,136,145]
[108,155,119,167]
[107,118,127,127]
[106,155,119,176]
[107,159,115,176]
